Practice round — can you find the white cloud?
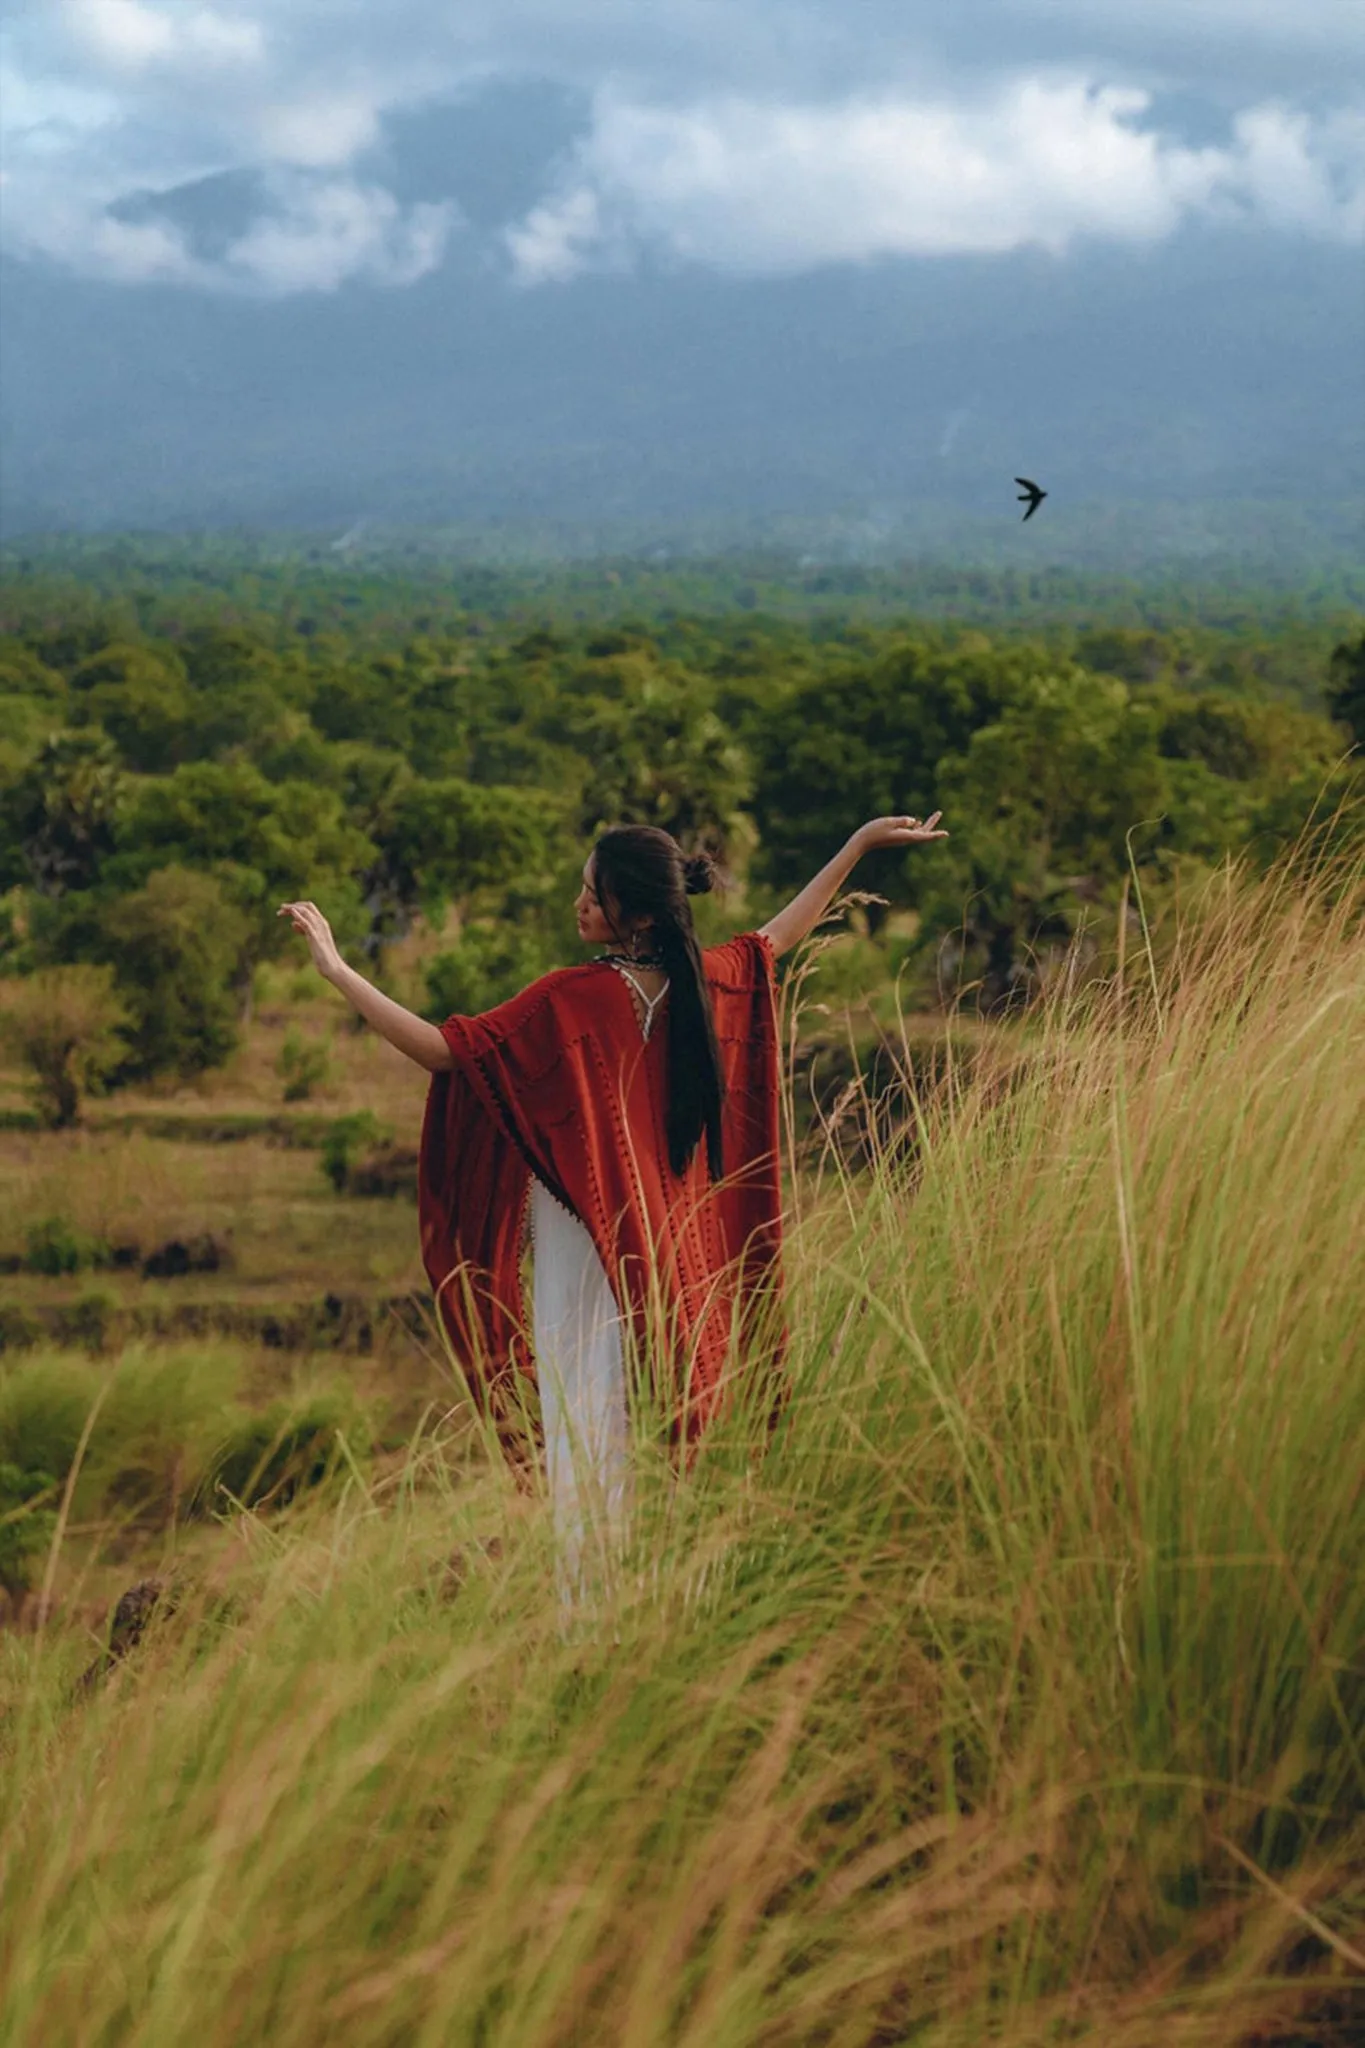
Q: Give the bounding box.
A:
[67,0,264,74]
[506,185,607,284]
[0,64,119,149]
[505,79,1365,281]
[3,153,457,293]
[220,176,456,290]
[254,94,380,168]
[2,7,446,288]
[0,176,197,282]
[69,205,198,281]
[68,0,175,69]
[1218,104,1365,240]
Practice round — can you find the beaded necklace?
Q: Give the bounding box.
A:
[599,951,670,1040]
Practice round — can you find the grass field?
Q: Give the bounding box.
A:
[1,857,1362,2045]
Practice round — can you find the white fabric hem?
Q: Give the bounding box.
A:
[530,1176,634,1625]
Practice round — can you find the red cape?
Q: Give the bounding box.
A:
[418,930,786,1479]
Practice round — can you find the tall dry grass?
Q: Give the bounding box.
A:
[0,847,1362,2046]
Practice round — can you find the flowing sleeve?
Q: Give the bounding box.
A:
[416,970,585,1463]
[699,927,788,1435]
[430,975,584,1216]
[702,928,784,1264]
[702,927,777,999]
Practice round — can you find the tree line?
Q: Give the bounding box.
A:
[1,555,1361,1124]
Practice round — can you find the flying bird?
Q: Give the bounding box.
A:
[1014,477,1047,522]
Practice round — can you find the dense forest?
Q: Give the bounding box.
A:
[1,539,1362,1122]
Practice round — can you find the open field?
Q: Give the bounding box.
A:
[0,976,428,1312]
[0,853,1361,2044]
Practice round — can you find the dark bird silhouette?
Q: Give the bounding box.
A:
[1015,477,1047,521]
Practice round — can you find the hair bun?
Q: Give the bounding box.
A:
[683,850,717,896]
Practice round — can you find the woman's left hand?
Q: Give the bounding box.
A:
[852,812,948,852]
[277,900,345,981]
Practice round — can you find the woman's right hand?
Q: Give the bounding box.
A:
[852,812,947,852]
[277,901,345,982]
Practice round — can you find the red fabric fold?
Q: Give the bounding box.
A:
[418,930,786,1475]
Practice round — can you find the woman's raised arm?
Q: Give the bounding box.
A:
[277,902,453,1072]
[757,813,947,960]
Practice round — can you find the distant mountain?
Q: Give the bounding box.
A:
[2,78,1360,560]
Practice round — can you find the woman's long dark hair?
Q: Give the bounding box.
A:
[590,825,725,1181]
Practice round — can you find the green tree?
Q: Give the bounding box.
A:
[368,776,553,955]
[110,759,375,998]
[171,625,316,761]
[307,639,478,772]
[0,640,69,758]
[426,922,561,1019]
[752,639,1027,926]
[1326,631,1365,746]
[575,688,751,851]
[1074,627,1177,685]
[68,643,195,773]
[1153,687,1339,785]
[0,731,123,896]
[99,867,254,1079]
[1149,688,1342,863]
[0,964,130,1126]
[912,669,1170,1011]
[541,649,752,856]
[0,639,67,705]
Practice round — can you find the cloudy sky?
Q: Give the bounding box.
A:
[2,1,1362,540]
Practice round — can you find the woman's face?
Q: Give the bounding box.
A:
[574,857,618,947]
[575,856,651,950]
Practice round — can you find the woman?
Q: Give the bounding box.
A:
[280,809,946,1603]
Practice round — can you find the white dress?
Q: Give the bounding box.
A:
[531,963,668,1617]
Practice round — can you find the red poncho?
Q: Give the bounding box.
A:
[418,930,787,1477]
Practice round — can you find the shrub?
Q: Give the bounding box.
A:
[24,1215,107,1276]
[0,888,27,973]
[0,1306,42,1353]
[140,1233,231,1279]
[195,1387,370,1514]
[0,1347,368,1529]
[0,964,130,1127]
[320,1110,389,1193]
[0,1355,98,1481]
[347,1142,419,1199]
[277,1025,332,1102]
[0,1461,58,1612]
[94,1346,243,1523]
[62,1291,118,1353]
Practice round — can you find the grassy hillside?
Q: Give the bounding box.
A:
[1,848,1361,2045]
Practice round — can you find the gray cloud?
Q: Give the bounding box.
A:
[1,0,1361,292]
